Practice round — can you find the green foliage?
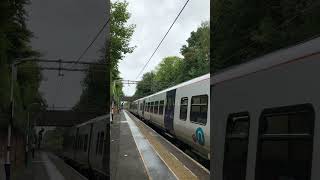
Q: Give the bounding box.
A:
[75,0,135,112]
[110,1,136,79]
[211,0,320,72]
[154,56,183,91]
[179,21,210,82]
[0,0,44,132]
[134,72,156,98]
[74,59,108,113]
[134,22,210,99]
[110,1,135,106]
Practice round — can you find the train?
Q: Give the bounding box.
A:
[128,73,210,160]
[61,114,109,180]
[211,36,320,180]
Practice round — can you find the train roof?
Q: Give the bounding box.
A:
[210,36,320,85]
[134,73,210,102]
[74,114,109,128]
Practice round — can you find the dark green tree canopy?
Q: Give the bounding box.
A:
[0,0,44,131]
[75,0,135,112]
[211,0,320,73]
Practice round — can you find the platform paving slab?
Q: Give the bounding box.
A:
[110,112,149,180]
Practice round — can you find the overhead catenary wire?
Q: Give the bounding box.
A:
[135,0,191,80]
[72,17,111,67]
[52,17,110,108]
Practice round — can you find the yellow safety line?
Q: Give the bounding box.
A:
[131,115,198,180]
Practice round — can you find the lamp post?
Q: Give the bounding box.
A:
[25,102,42,167]
[5,59,32,180]
[4,64,16,180]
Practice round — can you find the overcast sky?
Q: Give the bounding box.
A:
[117,0,210,96]
[26,0,108,109]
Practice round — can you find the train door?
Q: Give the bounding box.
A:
[164,89,176,134]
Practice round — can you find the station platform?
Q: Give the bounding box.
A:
[1,151,87,180]
[110,110,210,180]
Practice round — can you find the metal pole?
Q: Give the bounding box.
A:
[5,64,15,180]
[25,112,29,167]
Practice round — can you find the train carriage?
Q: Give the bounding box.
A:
[211,37,320,180]
[62,114,109,179]
[129,73,210,160]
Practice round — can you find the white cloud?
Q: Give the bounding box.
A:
[115,0,210,96]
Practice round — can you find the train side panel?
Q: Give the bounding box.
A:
[89,117,108,176]
[211,48,320,179]
[174,78,210,159]
[146,93,166,128]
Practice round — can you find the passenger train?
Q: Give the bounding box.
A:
[211,36,320,180]
[61,114,109,180]
[128,73,210,160]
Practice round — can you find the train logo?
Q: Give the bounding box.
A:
[192,127,205,145]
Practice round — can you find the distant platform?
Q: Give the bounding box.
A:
[0,151,87,180]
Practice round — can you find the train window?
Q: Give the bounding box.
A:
[223,112,250,180]
[77,136,80,150]
[96,132,100,155]
[159,100,164,115]
[154,101,159,114]
[81,135,84,150]
[140,103,143,111]
[255,104,314,180]
[190,95,208,125]
[151,102,154,113]
[99,132,104,154]
[180,97,188,120]
[84,134,88,152]
[78,135,81,150]
[78,134,82,150]
[146,103,149,112]
[73,136,76,149]
[146,103,150,112]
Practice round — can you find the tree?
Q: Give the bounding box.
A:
[110,1,135,106]
[75,0,135,112]
[211,0,320,73]
[0,0,44,131]
[179,21,210,81]
[133,22,210,98]
[74,59,108,114]
[153,56,183,91]
[134,72,156,99]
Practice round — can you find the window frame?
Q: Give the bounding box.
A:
[190,94,208,125]
[99,132,104,154]
[147,102,150,112]
[159,100,164,115]
[150,102,154,113]
[96,132,100,155]
[255,103,315,180]
[84,134,88,152]
[179,97,188,120]
[223,112,250,180]
[154,101,159,114]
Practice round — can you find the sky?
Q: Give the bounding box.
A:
[26,0,109,109]
[117,0,210,96]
